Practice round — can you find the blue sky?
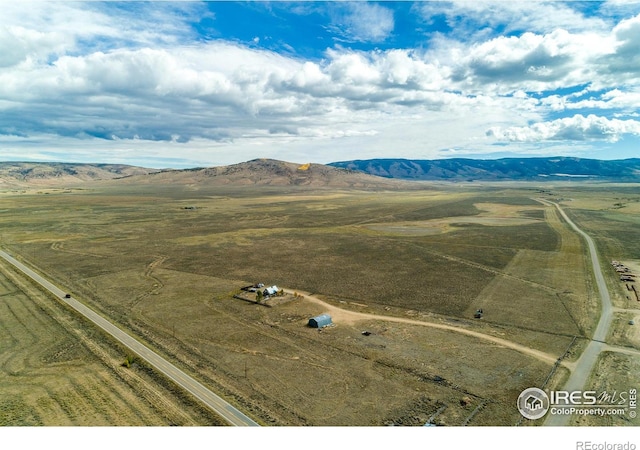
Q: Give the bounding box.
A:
[1,1,640,168]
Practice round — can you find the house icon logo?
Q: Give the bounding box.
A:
[525,395,543,411]
[517,388,550,420]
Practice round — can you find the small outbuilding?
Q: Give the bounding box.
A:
[308,313,332,328]
[263,285,279,296]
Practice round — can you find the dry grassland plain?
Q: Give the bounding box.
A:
[0,257,223,426]
[575,351,640,426]
[0,182,635,425]
[553,186,640,345]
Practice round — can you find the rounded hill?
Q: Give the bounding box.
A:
[120,159,408,189]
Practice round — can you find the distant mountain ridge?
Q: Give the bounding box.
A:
[0,159,398,188]
[0,162,158,187]
[328,157,640,182]
[3,157,640,187]
[120,158,403,188]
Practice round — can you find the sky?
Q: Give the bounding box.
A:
[1,0,640,168]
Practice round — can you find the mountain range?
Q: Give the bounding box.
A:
[0,161,157,187]
[1,157,639,187]
[114,158,401,188]
[328,157,640,182]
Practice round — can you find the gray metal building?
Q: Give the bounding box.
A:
[308,313,332,328]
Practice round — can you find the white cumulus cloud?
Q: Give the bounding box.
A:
[487,114,640,142]
[2,2,640,166]
[418,1,611,39]
[329,3,395,43]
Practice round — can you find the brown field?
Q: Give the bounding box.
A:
[553,185,640,309]
[0,182,634,425]
[0,258,222,426]
[607,310,640,351]
[573,351,640,426]
[468,205,598,338]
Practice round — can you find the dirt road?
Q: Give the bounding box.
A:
[283,289,561,365]
[540,200,614,426]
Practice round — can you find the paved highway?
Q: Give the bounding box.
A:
[0,250,259,427]
[540,201,614,426]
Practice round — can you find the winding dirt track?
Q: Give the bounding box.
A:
[283,289,561,365]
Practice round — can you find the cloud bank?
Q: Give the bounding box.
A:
[1,1,639,167]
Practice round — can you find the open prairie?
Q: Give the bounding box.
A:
[0,181,633,425]
[547,185,640,311]
[574,350,640,426]
[0,256,222,426]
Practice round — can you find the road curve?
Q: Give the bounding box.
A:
[540,200,614,426]
[0,250,259,427]
[283,289,560,365]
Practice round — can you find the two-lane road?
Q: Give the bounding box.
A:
[540,200,614,426]
[0,249,259,427]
